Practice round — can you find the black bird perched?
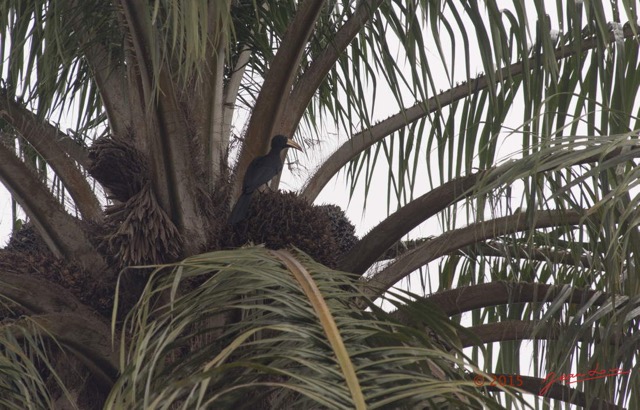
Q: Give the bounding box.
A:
[229,134,302,225]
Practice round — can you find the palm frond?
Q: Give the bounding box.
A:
[107,247,518,409]
[0,315,73,410]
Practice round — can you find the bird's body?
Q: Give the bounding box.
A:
[229,135,302,225]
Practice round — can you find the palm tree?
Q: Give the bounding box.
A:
[0,0,638,408]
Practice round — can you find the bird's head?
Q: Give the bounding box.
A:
[271,134,302,151]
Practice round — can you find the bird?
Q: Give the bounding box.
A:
[229,134,302,225]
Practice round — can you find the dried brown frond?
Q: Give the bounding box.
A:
[103,183,182,267]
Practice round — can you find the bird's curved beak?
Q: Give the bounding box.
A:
[285,138,303,151]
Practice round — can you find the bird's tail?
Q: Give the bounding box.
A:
[229,192,253,225]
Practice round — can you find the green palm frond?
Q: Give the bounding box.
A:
[305,2,640,212]
[0,0,116,127]
[0,316,73,410]
[107,247,517,409]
